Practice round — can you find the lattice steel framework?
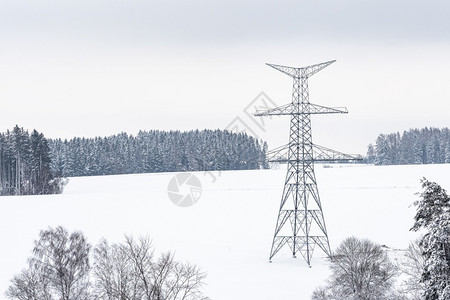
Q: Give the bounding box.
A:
[255,60,361,266]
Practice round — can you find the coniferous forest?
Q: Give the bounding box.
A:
[1,127,268,195]
[0,126,65,196]
[48,129,269,177]
[367,127,450,165]
[7,124,450,195]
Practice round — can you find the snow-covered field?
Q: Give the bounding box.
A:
[1,164,450,299]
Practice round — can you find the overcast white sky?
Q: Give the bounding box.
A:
[1,0,449,154]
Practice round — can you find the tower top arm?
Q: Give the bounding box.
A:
[266,60,336,79]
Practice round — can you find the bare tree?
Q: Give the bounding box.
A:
[311,286,333,300]
[157,255,208,300]
[312,237,398,300]
[31,226,91,300]
[5,263,52,300]
[396,239,426,300]
[6,226,91,300]
[93,235,208,300]
[93,238,143,300]
[7,229,207,300]
[123,236,159,299]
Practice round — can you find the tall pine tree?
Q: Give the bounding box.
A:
[411,179,450,300]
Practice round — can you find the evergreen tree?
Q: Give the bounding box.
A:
[413,134,424,164]
[0,126,65,196]
[369,128,450,166]
[366,143,375,164]
[375,134,389,165]
[411,179,450,300]
[30,130,53,194]
[11,126,31,195]
[0,133,7,194]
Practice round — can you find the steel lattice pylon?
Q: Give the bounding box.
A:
[255,60,361,266]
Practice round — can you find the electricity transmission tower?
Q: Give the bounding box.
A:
[255,60,361,266]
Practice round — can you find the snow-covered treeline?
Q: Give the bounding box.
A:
[49,129,269,177]
[367,127,450,165]
[0,126,64,196]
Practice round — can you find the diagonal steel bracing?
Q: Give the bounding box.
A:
[256,61,361,266]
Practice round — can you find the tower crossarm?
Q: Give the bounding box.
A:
[266,60,336,79]
[254,103,292,116]
[265,144,290,163]
[254,103,348,116]
[265,143,362,163]
[312,144,363,162]
[309,103,348,115]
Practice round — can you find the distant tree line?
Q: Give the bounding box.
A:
[1,127,268,194]
[49,129,269,177]
[0,126,65,196]
[367,127,450,165]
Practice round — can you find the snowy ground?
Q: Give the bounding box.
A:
[1,164,450,299]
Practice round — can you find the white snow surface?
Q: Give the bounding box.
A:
[1,164,450,299]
